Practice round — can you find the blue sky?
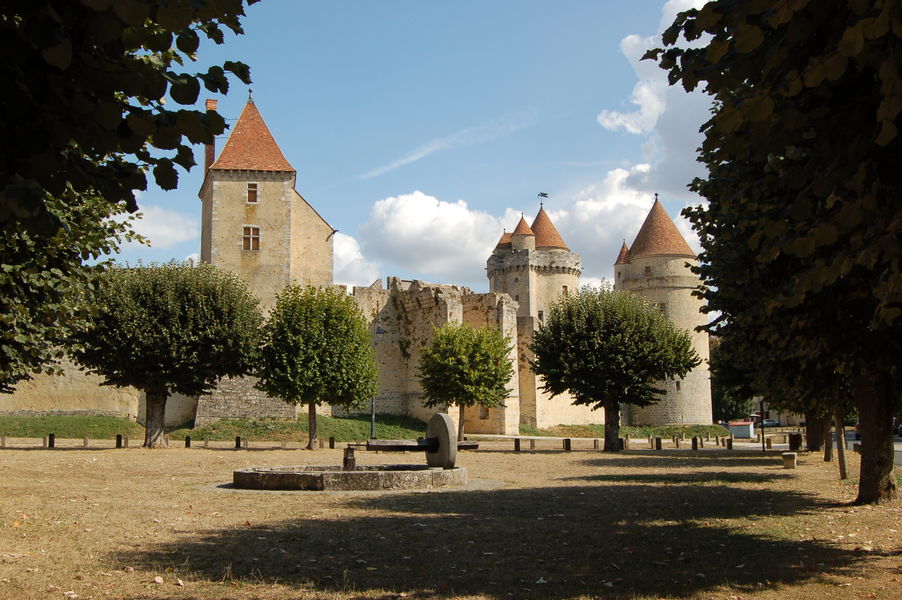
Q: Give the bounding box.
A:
[125,0,710,291]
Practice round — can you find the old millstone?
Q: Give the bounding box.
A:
[425,412,457,469]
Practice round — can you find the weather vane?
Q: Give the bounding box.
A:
[538,192,549,208]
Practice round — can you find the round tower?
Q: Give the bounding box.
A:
[614,198,712,426]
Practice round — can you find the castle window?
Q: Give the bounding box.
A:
[514,277,519,283]
[247,182,258,204]
[515,295,519,301]
[562,285,568,294]
[675,380,681,391]
[242,226,260,251]
[644,266,652,277]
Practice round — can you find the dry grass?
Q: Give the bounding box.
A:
[0,438,900,600]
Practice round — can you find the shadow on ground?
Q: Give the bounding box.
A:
[120,481,864,599]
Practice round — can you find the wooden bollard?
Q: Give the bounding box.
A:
[765,437,772,449]
[115,434,123,448]
[593,438,600,450]
[529,439,536,450]
[514,438,521,452]
[691,437,698,451]
[563,438,572,452]
[726,438,733,450]
[782,452,797,469]
[235,436,241,449]
[184,436,191,448]
[654,437,662,450]
[83,435,89,448]
[329,436,335,449]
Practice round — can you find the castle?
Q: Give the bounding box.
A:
[1,97,712,430]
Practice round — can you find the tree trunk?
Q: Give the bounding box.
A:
[805,413,826,452]
[603,402,621,452]
[823,418,833,462]
[854,374,897,504]
[143,387,168,448]
[458,405,466,442]
[833,407,848,481]
[306,402,318,450]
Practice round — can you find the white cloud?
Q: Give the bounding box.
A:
[360,110,536,179]
[333,232,381,288]
[358,191,508,286]
[597,34,667,135]
[184,252,199,265]
[128,205,199,249]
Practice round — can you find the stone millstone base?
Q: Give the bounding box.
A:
[233,465,467,491]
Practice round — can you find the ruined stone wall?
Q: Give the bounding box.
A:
[1,357,199,427]
[194,375,303,426]
[461,293,520,435]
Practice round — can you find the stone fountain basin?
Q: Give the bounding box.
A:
[233,465,467,491]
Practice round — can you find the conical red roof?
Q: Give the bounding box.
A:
[531,207,568,249]
[614,241,630,265]
[210,99,294,172]
[512,216,534,236]
[628,199,695,258]
[494,231,512,250]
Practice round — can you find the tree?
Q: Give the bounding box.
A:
[1,193,140,393]
[530,287,701,451]
[649,0,902,502]
[1,0,255,235]
[709,337,756,423]
[0,0,255,391]
[256,286,378,450]
[417,323,514,441]
[72,262,262,447]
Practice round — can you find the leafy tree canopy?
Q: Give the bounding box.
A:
[72,262,262,446]
[256,286,378,448]
[1,0,256,235]
[648,0,901,502]
[530,287,700,450]
[417,322,514,439]
[0,193,140,393]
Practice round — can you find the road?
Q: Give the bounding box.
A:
[841,431,902,466]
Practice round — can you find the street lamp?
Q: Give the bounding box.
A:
[370,323,385,439]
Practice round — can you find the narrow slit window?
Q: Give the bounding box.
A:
[242,226,260,251]
[247,182,258,204]
[675,380,681,391]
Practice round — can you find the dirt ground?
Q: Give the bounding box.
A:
[0,438,900,600]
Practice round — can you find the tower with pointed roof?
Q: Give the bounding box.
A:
[487,206,586,427]
[198,97,334,310]
[614,197,712,426]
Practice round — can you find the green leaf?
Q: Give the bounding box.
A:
[42,40,72,70]
[169,75,200,105]
[176,29,200,55]
[734,25,764,53]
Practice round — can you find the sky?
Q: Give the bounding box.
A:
[124,0,711,291]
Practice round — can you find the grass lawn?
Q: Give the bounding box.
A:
[521,422,731,439]
[0,440,899,599]
[0,414,427,443]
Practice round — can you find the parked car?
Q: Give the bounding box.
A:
[759,419,781,428]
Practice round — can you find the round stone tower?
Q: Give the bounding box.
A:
[488,208,581,322]
[614,198,712,426]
